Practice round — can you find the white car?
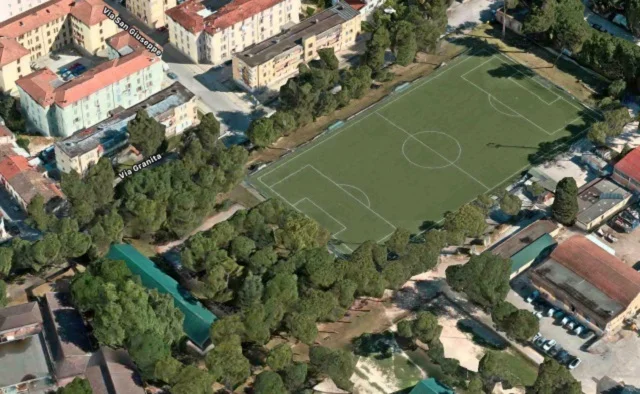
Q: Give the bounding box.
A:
[568,357,582,369]
[526,290,539,303]
[534,311,544,319]
[532,332,542,342]
[566,321,576,330]
[547,307,556,317]
[542,339,556,352]
[573,325,584,335]
[561,316,571,325]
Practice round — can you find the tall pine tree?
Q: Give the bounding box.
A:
[552,177,579,225]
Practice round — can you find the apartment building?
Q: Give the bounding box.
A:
[0,0,118,92]
[55,82,198,174]
[0,0,50,23]
[341,0,385,19]
[127,0,178,29]
[0,155,64,209]
[166,0,301,65]
[16,32,164,137]
[233,1,360,90]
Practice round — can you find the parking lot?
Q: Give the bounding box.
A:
[508,275,640,393]
[32,49,98,79]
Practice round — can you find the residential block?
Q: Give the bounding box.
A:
[233,1,361,91]
[166,0,301,65]
[127,0,178,29]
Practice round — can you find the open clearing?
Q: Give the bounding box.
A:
[249,46,597,252]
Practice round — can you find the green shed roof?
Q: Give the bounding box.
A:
[510,233,556,274]
[107,244,217,349]
[409,378,454,394]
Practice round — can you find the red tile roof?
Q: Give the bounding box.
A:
[0,155,31,181]
[0,37,30,67]
[344,0,366,11]
[0,0,107,39]
[107,30,162,53]
[167,0,286,34]
[615,147,640,183]
[69,0,110,26]
[17,51,160,108]
[550,235,640,307]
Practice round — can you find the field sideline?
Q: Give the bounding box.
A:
[249,45,598,253]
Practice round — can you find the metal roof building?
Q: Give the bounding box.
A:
[107,244,217,350]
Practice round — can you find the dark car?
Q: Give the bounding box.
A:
[167,72,179,80]
[591,23,607,32]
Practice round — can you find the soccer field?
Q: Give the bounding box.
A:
[249,47,598,253]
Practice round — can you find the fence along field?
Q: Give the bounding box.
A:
[250,46,597,253]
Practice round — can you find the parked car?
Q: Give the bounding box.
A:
[561,316,571,325]
[542,339,557,352]
[591,23,607,32]
[566,321,576,330]
[527,290,540,303]
[548,345,561,357]
[547,307,556,317]
[534,336,546,347]
[50,53,61,60]
[532,332,542,342]
[556,350,571,364]
[574,325,584,335]
[167,72,179,80]
[605,233,618,243]
[568,357,582,369]
[157,26,168,32]
[534,311,544,319]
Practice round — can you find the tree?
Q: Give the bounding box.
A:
[318,47,340,70]
[551,177,579,225]
[299,248,339,289]
[444,203,486,239]
[526,182,546,198]
[127,332,171,381]
[0,280,7,307]
[467,376,485,394]
[309,346,356,390]
[205,338,251,388]
[267,343,293,371]
[364,27,391,73]
[195,113,221,151]
[271,111,297,135]
[608,79,626,98]
[243,304,271,344]
[154,356,183,384]
[501,309,539,341]
[386,228,411,255]
[171,365,216,394]
[285,312,318,344]
[55,218,91,259]
[275,212,331,252]
[499,193,522,217]
[382,261,411,290]
[128,109,165,156]
[393,21,418,66]
[236,272,264,309]
[281,362,308,390]
[31,233,61,271]
[210,314,245,345]
[0,247,12,278]
[56,378,92,394]
[248,117,278,148]
[27,194,53,231]
[588,121,609,145]
[396,320,413,338]
[491,300,518,324]
[254,371,287,394]
[479,351,513,389]
[264,273,299,308]
[407,311,441,343]
[531,359,582,394]
[446,252,510,309]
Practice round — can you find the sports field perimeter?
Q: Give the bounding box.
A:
[249,46,598,253]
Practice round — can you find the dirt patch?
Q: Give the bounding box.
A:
[435,303,486,372]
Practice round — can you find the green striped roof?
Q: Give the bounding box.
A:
[510,233,556,274]
[107,244,217,349]
[409,378,454,394]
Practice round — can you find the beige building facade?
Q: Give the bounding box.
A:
[0,0,118,93]
[0,0,50,23]
[127,0,178,29]
[55,82,198,175]
[233,2,360,90]
[166,0,301,65]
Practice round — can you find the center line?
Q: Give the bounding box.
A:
[376,112,490,191]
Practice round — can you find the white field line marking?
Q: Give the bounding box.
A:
[377,229,397,243]
[488,95,520,117]
[338,184,372,208]
[307,165,397,233]
[294,197,347,236]
[268,164,311,188]
[376,112,491,191]
[508,76,560,105]
[256,49,487,182]
[491,50,600,120]
[462,73,554,135]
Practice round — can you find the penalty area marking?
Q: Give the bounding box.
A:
[488,95,520,118]
[338,184,372,208]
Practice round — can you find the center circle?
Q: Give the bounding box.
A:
[401,131,462,169]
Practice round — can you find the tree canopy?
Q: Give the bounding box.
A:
[531,359,582,394]
[551,177,579,225]
[446,252,511,309]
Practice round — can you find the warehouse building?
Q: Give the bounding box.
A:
[530,235,640,335]
[575,178,632,231]
[613,147,640,193]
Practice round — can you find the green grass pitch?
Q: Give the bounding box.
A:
[249,46,598,253]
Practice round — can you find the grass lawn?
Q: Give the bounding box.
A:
[355,354,425,391]
[249,44,597,252]
[486,350,539,386]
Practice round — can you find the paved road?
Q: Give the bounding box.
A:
[583,6,639,43]
[103,0,260,135]
[447,0,502,31]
